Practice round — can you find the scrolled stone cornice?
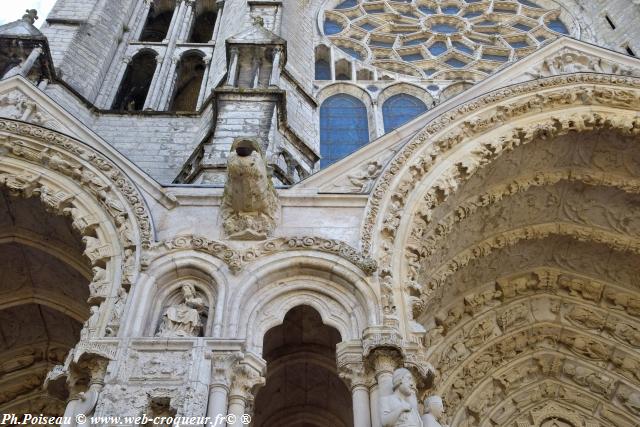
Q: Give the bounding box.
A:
[148,234,377,275]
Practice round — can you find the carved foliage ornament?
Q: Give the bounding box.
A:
[0,119,152,248]
[149,234,377,275]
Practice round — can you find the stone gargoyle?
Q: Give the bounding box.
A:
[221,138,279,240]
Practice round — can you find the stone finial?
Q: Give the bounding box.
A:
[22,9,38,25]
[221,138,279,240]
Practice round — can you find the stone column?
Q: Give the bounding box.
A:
[178,0,196,42]
[206,351,244,427]
[372,100,385,138]
[369,349,399,427]
[163,0,186,43]
[251,56,261,89]
[269,47,283,87]
[227,364,265,426]
[155,55,180,110]
[197,56,212,109]
[340,363,373,427]
[133,0,153,40]
[143,57,164,110]
[226,47,239,87]
[329,46,336,81]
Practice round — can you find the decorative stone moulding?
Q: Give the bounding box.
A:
[146,234,378,275]
[319,0,576,81]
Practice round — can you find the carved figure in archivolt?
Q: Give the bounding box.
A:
[422,395,448,427]
[156,282,207,338]
[381,368,423,427]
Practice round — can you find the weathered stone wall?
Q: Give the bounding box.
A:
[41,0,135,103]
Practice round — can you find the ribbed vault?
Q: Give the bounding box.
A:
[408,127,640,426]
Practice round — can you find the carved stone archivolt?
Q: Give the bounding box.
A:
[362,73,640,332]
[421,267,640,427]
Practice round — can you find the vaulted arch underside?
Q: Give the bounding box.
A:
[0,188,90,416]
[405,127,640,426]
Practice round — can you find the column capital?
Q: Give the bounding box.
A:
[229,363,265,400]
[339,362,373,390]
[207,350,244,387]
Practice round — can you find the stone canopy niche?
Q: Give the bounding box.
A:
[0,188,90,416]
[253,305,354,427]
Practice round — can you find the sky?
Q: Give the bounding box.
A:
[0,0,56,28]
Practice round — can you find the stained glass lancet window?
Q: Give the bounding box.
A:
[320,94,369,168]
[382,94,427,133]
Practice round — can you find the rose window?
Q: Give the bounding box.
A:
[320,0,574,80]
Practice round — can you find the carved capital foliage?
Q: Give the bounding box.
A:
[208,351,244,387]
[229,364,265,400]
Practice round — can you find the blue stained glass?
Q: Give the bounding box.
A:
[383,94,427,133]
[423,68,436,76]
[404,38,427,46]
[442,6,460,14]
[419,6,436,14]
[463,11,482,18]
[482,53,508,61]
[453,41,474,55]
[336,0,357,9]
[428,41,448,55]
[431,23,458,33]
[547,19,569,34]
[359,23,377,31]
[513,23,532,32]
[401,53,423,61]
[315,60,331,80]
[445,57,467,68]
[518,0,541,7]
[508,40,529,48]
[324,19,343,35]
[320,94,370,167]
[339,46,363,59]
[494,7,516,14]
[368,7,385,13]
[370,39,394,48]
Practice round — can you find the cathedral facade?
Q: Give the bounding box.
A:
[1,0,640,426]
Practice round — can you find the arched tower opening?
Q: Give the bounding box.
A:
[169,52,206,112]
[253,305,354,427]
[139,0,176,42]
[111,50,157,111]
[187,0,218,43]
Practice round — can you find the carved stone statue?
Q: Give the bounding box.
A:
[422,395,446,427]
[80,306,100,340]
[381,368,423,427]
[156,282,206,338]
[221,138,278,240]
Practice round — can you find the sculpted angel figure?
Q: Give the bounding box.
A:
[156,282,207,338]
[381,368,423,427]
